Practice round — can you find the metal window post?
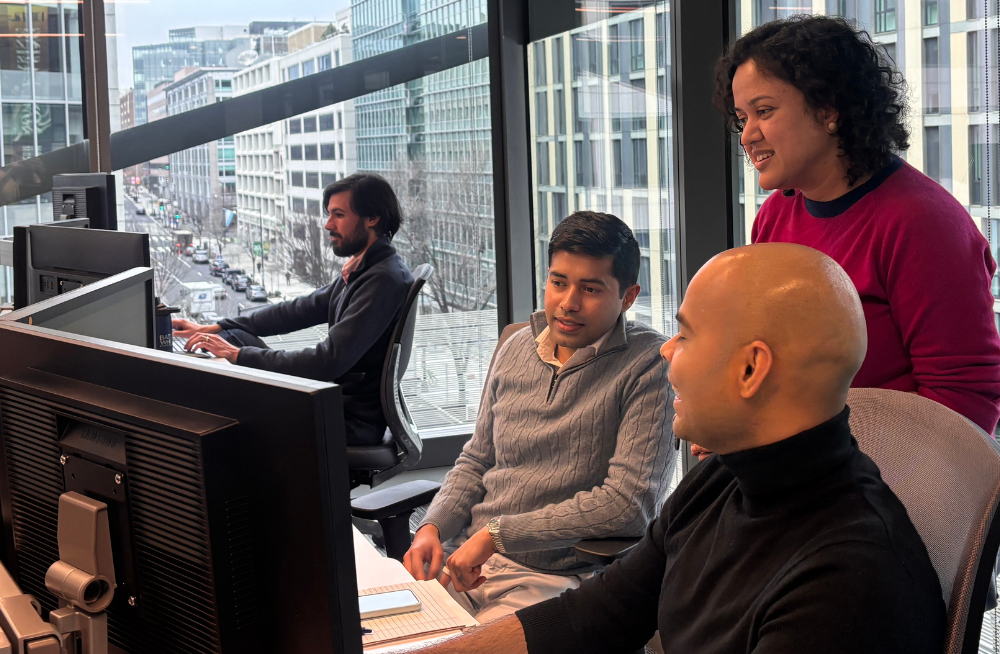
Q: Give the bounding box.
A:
[81,0,111,173]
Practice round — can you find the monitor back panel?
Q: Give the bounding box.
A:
[0,324,359,654]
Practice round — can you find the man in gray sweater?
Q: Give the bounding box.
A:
[403,211,676,622]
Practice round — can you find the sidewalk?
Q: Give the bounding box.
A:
[216,240,317,301]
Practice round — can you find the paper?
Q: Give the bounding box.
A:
[360,580,478,647]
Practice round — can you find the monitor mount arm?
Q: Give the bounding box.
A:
[0,492,115,654]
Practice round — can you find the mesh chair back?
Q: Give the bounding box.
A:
[846,388,1000,654]
[370,264,433,486]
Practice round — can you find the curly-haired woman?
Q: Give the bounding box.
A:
[714,15,1000,434]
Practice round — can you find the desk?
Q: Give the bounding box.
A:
[353,527,472,652]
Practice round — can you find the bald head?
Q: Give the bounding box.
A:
[662,243,866,453]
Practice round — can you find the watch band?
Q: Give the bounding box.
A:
[487,516,506,554]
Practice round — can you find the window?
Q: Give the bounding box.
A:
[924,127,941,182]
[307,199,321,217]
[633,138,648,187]
[552,37,564,84]
[922,38,940,114]
[287,64,301,81]
[320,113,334,130]
[290,145,303,160]
[552,192,566,223]
[631,79,647,131]
[291,172,304,187]
[875,0,897,33]
[303,116,317,132]
[629,19,645,71]
[306,172,320,188]
[321,143,336,159]
[305,145,318,160]
[334,50,341,67]
[968,32,982,112]
[288,119,302,134]
[291,197,305,213]
[970,124,1000,207]
[609,25,620,76]
[337,112,343,129]
[534,42,547,85]
[924,0,938,25]
[613,139,623,188]
[537,141,550,185]
[590,139,605,187]
[302,60,316,77]
[322,172,337,187]
[632,198,651,251]
[338,142,344,159]
[318,54,332,72]
[555,142,567,186]
[536,91,548,135]
[555,89,566,135]
[574,140,586,187]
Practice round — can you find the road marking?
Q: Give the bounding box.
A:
[180,258,192,269]
[197,272,203,277]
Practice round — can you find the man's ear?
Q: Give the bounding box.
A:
[619,283,641,313]
[366,216,381,230]
[738,340,773,399]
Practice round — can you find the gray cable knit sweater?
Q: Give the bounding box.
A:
[420,311,676,573]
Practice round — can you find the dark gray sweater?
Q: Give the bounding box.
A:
[218,237,412,445]
[421,312,676,573]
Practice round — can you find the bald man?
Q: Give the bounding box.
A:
[407,243,945,654]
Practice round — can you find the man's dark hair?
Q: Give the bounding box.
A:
[548,211,640,298]
[713,15,909,186]
[322,172,403,240]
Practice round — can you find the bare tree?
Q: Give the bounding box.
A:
[388,140,497,407]
[150,244,189,303]
[277,211,342,290]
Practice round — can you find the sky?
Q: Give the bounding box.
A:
[112,0,351,89]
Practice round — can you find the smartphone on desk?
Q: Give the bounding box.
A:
[359,589,422,619]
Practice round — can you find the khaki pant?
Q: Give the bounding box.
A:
[442,552,595,624]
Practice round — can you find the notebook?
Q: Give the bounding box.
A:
[360,580,478,647]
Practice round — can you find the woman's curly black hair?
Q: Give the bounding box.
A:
[714,15,909,186]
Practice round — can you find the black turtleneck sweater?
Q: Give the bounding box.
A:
[516,408,946,653]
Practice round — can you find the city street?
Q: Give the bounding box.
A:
[121,194,305,320]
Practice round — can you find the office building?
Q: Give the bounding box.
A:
[351,0,496,314]
[165,67,237,238]
[0,1,120,302]
[280,15,357,286]
[131,25,249,126]
[528,5,677,334]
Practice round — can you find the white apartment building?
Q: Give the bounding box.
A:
[233,56,285,252]
[282,12,357,225]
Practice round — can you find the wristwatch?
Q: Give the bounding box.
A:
[487,516,506,554]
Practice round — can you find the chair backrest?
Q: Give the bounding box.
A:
[488,321,529,378]
[846,388,1000,654]
[373,264,433,485]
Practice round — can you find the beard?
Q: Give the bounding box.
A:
[329,220,369,257]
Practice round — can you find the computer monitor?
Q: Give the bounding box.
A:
[0,283,360,653]
[2,267,155,349]
[12,223,150,309]
[52,172,118,230]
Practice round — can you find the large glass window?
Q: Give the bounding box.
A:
[529,2,679,336]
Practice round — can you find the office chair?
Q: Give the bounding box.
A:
[845,388,1000,654]
[349,264,441,560]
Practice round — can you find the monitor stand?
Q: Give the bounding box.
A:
[0,492,114,654]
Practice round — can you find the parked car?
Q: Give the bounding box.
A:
[192,249,210,264]
[135,206,146,215]
[233,275,250,292]
[223,268,245,286]
[184,245,196,256]
[245,285,267,302]
[212,284,228,300]
[209,260,229,276]
[197,311,222,325]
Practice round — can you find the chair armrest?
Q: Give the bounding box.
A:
[574,537,641,566]
[351,479,441,521]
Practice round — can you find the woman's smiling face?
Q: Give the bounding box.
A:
[732,59,842,197]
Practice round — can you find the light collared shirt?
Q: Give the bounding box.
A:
[534,322,615,370]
